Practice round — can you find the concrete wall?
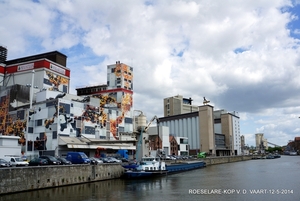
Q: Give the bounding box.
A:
[199,105,215,154]
[203,155,252,166]
[0,156,253,195]
[0,164,124,195]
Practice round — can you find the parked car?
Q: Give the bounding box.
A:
[101,157,110,163]
[0,158,11,167]
[56,157,72,165]
[89,157,103,165]
[28,158,49,166]
[3,156,29,166]
[66,152,91,164]
[21,155,28,162]
[116,157,129,162]
[39,155,61,165]
[107,157,122,163]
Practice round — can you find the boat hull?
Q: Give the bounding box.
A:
[166,161,206,173]
[122,170,168,179]
[121,160,206,179]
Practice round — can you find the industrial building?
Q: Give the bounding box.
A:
[0,47,242,159]
[0,47,136,159]
[255,133,268,154]
[158,95,241,156]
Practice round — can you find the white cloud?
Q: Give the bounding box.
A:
[2,0,300,146]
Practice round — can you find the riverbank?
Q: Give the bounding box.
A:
[0,163,124,195]
[0,155,252,195]
[203,155,252,165]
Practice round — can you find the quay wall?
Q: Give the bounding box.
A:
[0,164,124,195]
[202,155,253,166]
[0,156,252,195]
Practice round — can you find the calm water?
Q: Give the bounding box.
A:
[1,155,299,201]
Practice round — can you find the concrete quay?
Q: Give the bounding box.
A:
[0,164,124,195]
[0,155,252,195]
[202,155,253,166]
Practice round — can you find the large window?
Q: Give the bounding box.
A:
[180,138,188,144]
[215,134,226,148]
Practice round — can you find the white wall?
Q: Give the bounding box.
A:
[0,135,22,158]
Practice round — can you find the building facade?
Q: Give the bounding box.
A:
[0,48,136,159]
[164,95,199,116]
[255,133,268,153]
[160,95,241,156]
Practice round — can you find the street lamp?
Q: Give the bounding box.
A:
[25,70,35,158]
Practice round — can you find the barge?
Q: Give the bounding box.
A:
[122,157,206,179]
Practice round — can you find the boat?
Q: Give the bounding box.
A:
[273,153,281,158]
[122,163,139,169]
[122,156,206,179]
[122,156,168,179]
[166,160,206,173]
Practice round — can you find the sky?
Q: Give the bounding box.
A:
[1,0,300,147]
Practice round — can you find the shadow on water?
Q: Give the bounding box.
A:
[0,179,127,201]
[0,177,168,201]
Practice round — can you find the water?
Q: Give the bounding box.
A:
[1,155,299,201]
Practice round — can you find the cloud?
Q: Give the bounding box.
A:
[2,0,300,146]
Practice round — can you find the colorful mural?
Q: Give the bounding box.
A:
[114,62,133,89]
[0,94,27,145]
[45,71,69,91]
[109,93,132,139]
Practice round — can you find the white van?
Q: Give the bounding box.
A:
[3,156,29,167]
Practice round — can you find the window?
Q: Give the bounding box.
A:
[180,138,188,144]
[53,131,57,139]
[28,127,33,133]
[36,119,43,126]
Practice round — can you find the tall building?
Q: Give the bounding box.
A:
[0,46,7,63]
[160,95,241,156]
[214,109,241,155]
[255,133,268,153]
[0,50,136,159]
[164,95,199,116]
[76,61,134,139]
[2,50,70,93]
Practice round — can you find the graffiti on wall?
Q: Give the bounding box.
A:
[45,71,69,91]
[109,93,132,139]
[0,94,27,145]
[114,62,133,90]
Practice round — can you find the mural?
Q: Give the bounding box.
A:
[109,93,132,139]
[114,62,133,90]
[45,71,69,91]
[0,94,27,145]
[34,133,47,150]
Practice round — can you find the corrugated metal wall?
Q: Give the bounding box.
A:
[161,116,200,150]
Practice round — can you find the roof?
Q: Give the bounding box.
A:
[59,136,136,150]
[5,51,67,67]
[169,135,177,143]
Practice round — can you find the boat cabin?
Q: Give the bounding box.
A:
[136,156,166,171]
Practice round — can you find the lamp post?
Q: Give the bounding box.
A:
[25,70,35,158]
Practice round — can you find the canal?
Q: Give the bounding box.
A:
[0,155,299,201]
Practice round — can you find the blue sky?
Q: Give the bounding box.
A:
[2,0,300,147]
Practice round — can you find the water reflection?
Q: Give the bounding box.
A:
[0,179,124,201]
